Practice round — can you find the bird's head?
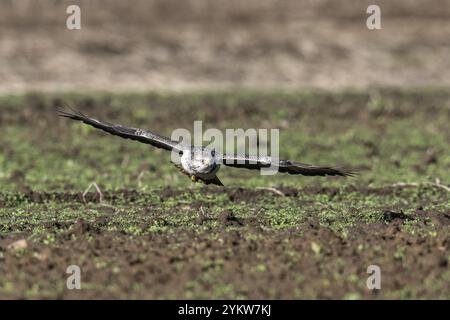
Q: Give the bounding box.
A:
[186,148,218,173]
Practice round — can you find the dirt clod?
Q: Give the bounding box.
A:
[7,239,28,251]
[218,210,243,227]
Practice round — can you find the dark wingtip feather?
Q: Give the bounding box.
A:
[57,105,87,121]
[333,167,359,177]
[285,161,358,177]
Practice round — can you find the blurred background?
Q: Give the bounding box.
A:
[1,0,450,93]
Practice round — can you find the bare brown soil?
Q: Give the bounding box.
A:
[0,187,449,299]
[0,87,449,299]
[1,0,450,93]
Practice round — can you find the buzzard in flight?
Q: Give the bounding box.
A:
[58,108,354,186]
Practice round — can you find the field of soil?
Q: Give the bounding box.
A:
[0,90,449,299]
[0,0,449,300]
[1,0,450,92]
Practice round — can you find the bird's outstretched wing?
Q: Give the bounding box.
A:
[221,154,355,177]
[58,107,183,152]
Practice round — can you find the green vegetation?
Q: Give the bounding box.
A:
[0,89,449,299]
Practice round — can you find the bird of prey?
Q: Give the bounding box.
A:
[58,108,354,186]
